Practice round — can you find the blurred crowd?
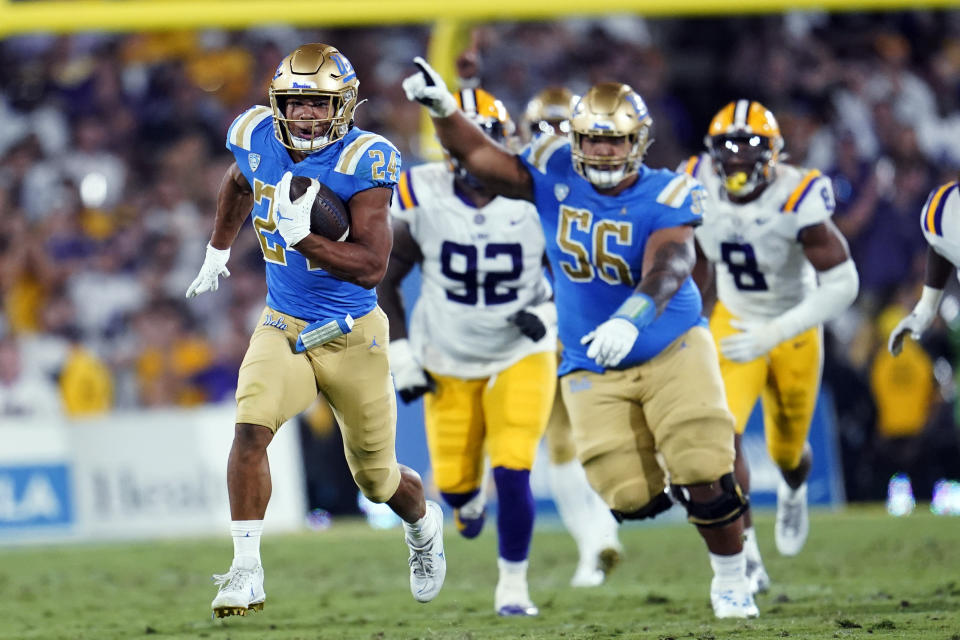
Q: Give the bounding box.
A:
[2,12,960,500]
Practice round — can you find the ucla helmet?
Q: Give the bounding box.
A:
[522,86,578,140]
[269,43,360,153]
[705,100,784,198]
[570,83,653,189]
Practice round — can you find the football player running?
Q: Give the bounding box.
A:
[685,100,859,591]
[186,44,445,619]
[888,178,960,355]
[404,59,758,619]
[378,88,552,616]
[522,86,623,589]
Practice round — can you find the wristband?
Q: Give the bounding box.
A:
[612,292,656,330]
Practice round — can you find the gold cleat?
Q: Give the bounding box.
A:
[213,606,248,619]
[247,602,264,613]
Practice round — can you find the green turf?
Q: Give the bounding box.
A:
[2,505,958,640]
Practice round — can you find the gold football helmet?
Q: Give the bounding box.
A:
[522,86,577,141]
[705,100,784,198]
[269,43,360,153]
[454,87,514,144]
[570,82,653,189]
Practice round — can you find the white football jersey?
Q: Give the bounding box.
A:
[391,163,555,379]
[919,180,960,268]
[685,153,836,321]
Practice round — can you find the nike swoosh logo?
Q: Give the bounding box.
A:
[754,218,771,225]
[509,218,524,226]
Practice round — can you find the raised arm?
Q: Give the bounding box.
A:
[186,162,253,298]
[402,57,534,202]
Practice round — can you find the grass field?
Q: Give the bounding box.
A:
[2,505,959,640]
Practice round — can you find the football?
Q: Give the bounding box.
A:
[288,175,351,241]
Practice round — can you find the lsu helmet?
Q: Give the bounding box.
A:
[570,82,653,189]
[454,87,514,144]
[705,100,784,198]
[522,86,578,141]
[449,87,514,186]
[269,43,360,153]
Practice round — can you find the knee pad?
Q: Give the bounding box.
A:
[671,472,748,529]
[610,490,674,523]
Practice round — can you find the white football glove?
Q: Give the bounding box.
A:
[888,286,943,356]
[185,243,231,298]
[720,318,784,363]
[389,338,435,404]
[402,56,458,119]
[276,171,318,247]
[581,318,640,368]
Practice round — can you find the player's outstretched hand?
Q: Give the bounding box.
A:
[888,308,935,356]
[402,56,457,118]
[720,318,782,363]
[510,302,556,342]
[276,171,318,247]
[185,243,231,298]
[581,318,639,368]
[389,338,435,404]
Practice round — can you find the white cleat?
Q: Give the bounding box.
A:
[211,556,265,618]
[710,577,759,619]
[570,544,623,588]
[406,500,446,603]
[775,481,809,556]
[495,575,539,617]
[746,558,771,594]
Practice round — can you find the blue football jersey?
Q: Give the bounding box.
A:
[226,106,400,321]
[520,136,706,374]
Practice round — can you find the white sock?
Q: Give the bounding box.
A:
[709,550,746,583]
[742,526,763,564]
[231,520,263,565]
[498,557,529,582]
[549,460,620,558]
[403,503,437,544]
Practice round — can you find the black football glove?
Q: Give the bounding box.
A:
[511,309,548,342]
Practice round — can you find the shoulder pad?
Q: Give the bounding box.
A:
[780,169,824,213]
[922,180,959,237]
[395,168,421,211]
[656,173,699,209]
[334,133,398,178]
[524,135,568,174]
[680,154,705,179]
[226,106,272,151]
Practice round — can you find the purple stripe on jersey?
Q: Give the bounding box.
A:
[933,183,957,236]
[790,176,820,212]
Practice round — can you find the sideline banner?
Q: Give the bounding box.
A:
[0,404,306,544]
